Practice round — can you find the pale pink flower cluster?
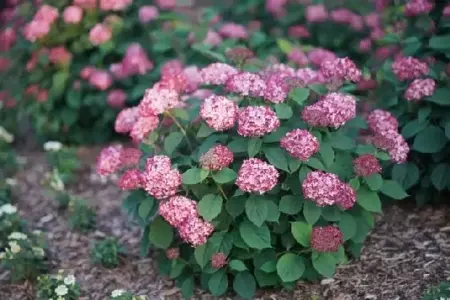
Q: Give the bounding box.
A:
[142,156,181,200]
[88,69,113,91]
[263,72,291,103]
[161,60,183,77]
[130,114,159,142]
[139,5,159,23]
[288,48,308,66]
[237,106,280,137]
[296,68,326,85]
[302,92,356,128]
[159,196,214,246]
[89,23,112,45]
[139,85,180,116]
[200,63,238,85]
[226,72,266,97]
[211,252,228,269]
[63,6,83,24]
[280,129,319,161]
[353,154,382,177]
[110,43,153,78]
[199,145,234,171]
[262,63,296,77]
[96,145,123,176]
[320,57,362,83]
[366,109,398,134]
[404,0,434,16]
[114,107,140,133]
[236,158,279,194]
[200,95,238,131]
[49,46,72,65]
[118,169,142,190]
[311,226,343,252]
[159,73,188,93]
[302,171,356,209]
[265,0,287,16]
[219,23,249,39]
[155,0,177,10]
[306,4,328,23]
[100,0,132,11]
[107,89,127,108]
[404,78,436,101]
[392,56,429,81]
[23,5,59,41]
[307,48,337,67]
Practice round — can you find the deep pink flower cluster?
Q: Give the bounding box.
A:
[200,63,238,85]
[119,148,142,167]
[155,0,177,10]
[296,68,326,85]
[311,226,343,252]
[320,57,362,83]
[219,23,249,39]
[236,158,279,194]
[49,46,72,65]
[0,28,16,51]
[74,0,97,9]
[159,196,214,246]
[110,43,154,79]
[404,0,434,16]
[139,5,159,23]
[89,23,112,45]
[63,6,83,24]
[211,252,228,269]
[88,69,113,91]
[281,129,320,161]
[100,0,132,11]
[366,109,398,134]
[165,248,180,259]
[302,171,356,209]
[226,72,266,97]
[23,4,59,41]
[444,4,450,16]
[200,95,238,131]
[199,145,234,171]
[288,25,310,38]
[392,56,429,81]
[114,107,140,133]
[353,154,382,177]
[404,78,436,101]
[263,72,291,103]
[288,48,308,66]
[306,4,328,23]
[302,92,356,128]
[130,114,160,142]
[118,169,142,190]
[139,85,180,116]
[307,48,337,67]
[107,89,127,108]
[96,145,123,176]
[142,156,181,199]
[237,106,280,137]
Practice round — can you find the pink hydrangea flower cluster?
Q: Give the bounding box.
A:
[211,252,228,269]
[263,72,291,103]
[96,145,124,176]
[392,56,429,81]
[48,46,72,65]
[139,5,159,23]
[114,107,140,133]
[288,48,308,66]
[200,63,238,85]
[404,78,436,101]
[88,69,113,91]
[444,4,450,16]
[118,168,142,190]
[306,4,328,23]
[200,95,238,131]
[353,154,382,177]
[142,156,181,199]
[320,57,362,83]
[307,48,338,67]
[96,145,142,180]
[226,72,266,97]
[199,145,234,171]
[130,114,159,142]
[89,23,112,45]
[302,92,356,128]
[99,0,132,11]
[311,226,344,252]
[23,4,59,41]
[219,23,249,39]
[296,68,327,85]
[280,129,320,161]
[159,196,214,246]
[236,158,279,194]
[302,171,356,209]
[155,0,177,10]
[120,148,142,167]
[110,43,154,79]
[107,89,127,108]
[63,6,83,24]
[189,30,223,47]
[139,85,180,116]
[73,0,97,9]
[166,248,180,259]
[237,106,280,137]
[226,47,255,63]
[0,28,16,51]
[404,0,434,16]
[288,25,310,38]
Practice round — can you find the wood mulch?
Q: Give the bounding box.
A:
[1,149,449,300]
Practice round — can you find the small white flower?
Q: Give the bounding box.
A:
[0,204,17,214]
[33,230,43,236]
[64,274,76,285]
[5,178,18,186]
[0,126,14,143]
[111,289,126,297]
[8,232,28,240]
[55,285,68,296]
[0,252,6,259]
[57,297,65,300]
[44,141,63,152]
[49,170,65,192]
[9,241,21,254]
[32,247,45,258]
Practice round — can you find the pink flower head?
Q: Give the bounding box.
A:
[100,0,132,11]
[23,20,51,41]
[320,57,362,83]
[262,63,296,77]
[200,95,238,131]
[306,4,328,23]
[34,4,59,24]
[142,156,181,200]
[120,147,142,167]
[182,66,202,93]
[302,171,342,206]
[159,196,198,228]
[0,28,16,51]
[263,72,291,103]
[350,14,364,31]
[311,226,343,252]
[335,182,356,210]
[121,43,154,76]
[199,145,234,171]
[139,86,180,116]
[392,56,429,81]
[226,72,266,97]
[161,59,183,77]
[330,8,353,24]
[155,0,177,10]
[81,66,96,79]
[200,63,238,85]
[178,218,215,246]
[296,68,326,85]
[203,30,223,46]
[49,46,72,65]
[236,158,279,194]
[288,48,308,66]
[145,155,172,173]
[63,6,83,24]
[37,89,49,103]
[373,130,409,163]
[96,145,123,176]
[159,73,188,93]
[366,109,399,134]
[226,47,255,63]
[130,115,160,142]
[115,106,139,133]
[139,5,159,23]
[404,78,436,101]
[237,106,280,137]
[308,48,338,67]
[288,25,310,38]
[107,89,127,108]
[364,13,380,28]
[281,129,320,161]
[444,4,450,16]
[73,0,97,9]
[118,169,142,190]
[166,248,180,259]
[302,92,356,128]
[89,70,112,91]
[211,252,228,269]
[404,0,434,16]
[219,23,249,39]
[359,38,372,53]
[353,154,382,177]
[89,24,112,45]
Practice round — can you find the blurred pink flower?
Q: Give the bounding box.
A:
[288,25,310,38]
[306,4,328,23]
[89,23,112,45]
[155,0,176,10]
[107,89,127,108]
[49,46,72,65]
[139,5,159,23]
[63,6,83,24]
[219,23,249,39]
[89,70,113,90]
[100,0,132,11]
[0,28,16,51]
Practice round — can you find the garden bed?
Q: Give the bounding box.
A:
[1,148,449,300]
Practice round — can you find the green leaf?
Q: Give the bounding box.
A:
[328,135,356,150]
[208,270,228,296]
[321,206,341,221]
[226,196,247,217]
[233,272,256,299]
[164,132,184,155]
[229,260,247,271]
[338,213,356,241]
[319,143,335,168]
[248,138,262,157]
[138,199,154,220]
[380,180,408,200]
[212,168,237,184]
[303,201,322,225]
[365,174,383,191]
[289,88,310,105]
[291,221,312,247]
[261,260,277,273]
[149,217,173,249]
[430,164,450,191]
[265,201,280,222]
[228,137,248,153]
[197,123,215,138]
[279,195,303,215]
[305,157,325,170]
[275,103,293,119]
[198,194,223,221]
[426,88,450,106]
[264,147,289,172]
[170,260,186,279]
[51,71,69,98]
[239,220,271,249]
[254,269,279,287]
[391,162,420,190]
[179,276,194,299]
[277,38,292,53]
[429,35,450,50]
[245,195,269,227]
[276,253,305,282]
[192,43,226,62]
[349,178,360,190]
[413,126,448,153]
[401,119,427,139]
[357,187,382,213]
[194,243,211,269]
[182,168,209,184]
[312,252,336,278]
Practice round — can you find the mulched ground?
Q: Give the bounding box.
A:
[1,149,449,300]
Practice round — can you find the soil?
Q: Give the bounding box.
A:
[1,148,449,300]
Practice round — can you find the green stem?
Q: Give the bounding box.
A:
[165,111,193,151]
[216,184,228,200]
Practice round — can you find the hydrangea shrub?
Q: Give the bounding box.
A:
[99,53,407,298]
[36,271,80,300]
[373,1,450,204]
